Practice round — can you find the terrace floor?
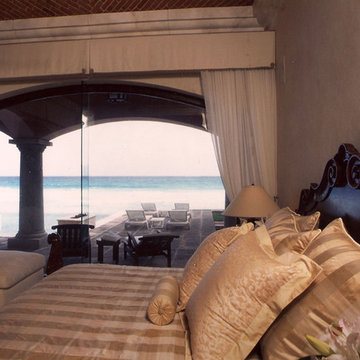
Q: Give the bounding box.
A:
[0,209,219,268]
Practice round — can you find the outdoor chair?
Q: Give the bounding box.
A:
[166,210,190,229]
[174,202,190,211]
[141,202,158,216]
[174,202,191,220]
[51,224,94,263]
[124,232,179,267]
[125,210,150,229]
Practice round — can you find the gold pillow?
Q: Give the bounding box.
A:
[185,226,322,360]
[293,210,320,232]
[272,229,321,255]
[147,276,179,326]
[177,223,254,312]
[261,218,360,359]
[265,207,320,233]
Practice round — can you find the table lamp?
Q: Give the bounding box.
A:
[223,185,279,224]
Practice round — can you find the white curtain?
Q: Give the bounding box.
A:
[201,69,277,202]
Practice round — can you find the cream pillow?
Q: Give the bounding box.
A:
[293,209,320,232]
[266,207,321,254]
[271,229,321,255]
[177,223,254,312]
[185,226,322,360]
[261,218,360,359]
[147,276,179,326]
[265,207,320,233]
[265,207,298,232]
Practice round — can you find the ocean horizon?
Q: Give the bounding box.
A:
[0,176,225,236]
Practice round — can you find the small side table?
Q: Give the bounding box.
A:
[96,238,120,264]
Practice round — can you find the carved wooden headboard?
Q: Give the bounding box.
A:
[297,143,360,244]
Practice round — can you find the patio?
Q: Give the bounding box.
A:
[0,209,218,268]
[88,209,216,267]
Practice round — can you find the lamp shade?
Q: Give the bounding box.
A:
[223,185,279,219]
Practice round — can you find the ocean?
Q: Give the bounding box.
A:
[0,176,225,236]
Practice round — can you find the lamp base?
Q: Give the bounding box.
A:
[239,217,263,226]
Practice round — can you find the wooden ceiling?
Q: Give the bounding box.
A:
[0,0,254,21]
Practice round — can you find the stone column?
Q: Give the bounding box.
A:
[8,139,52,251]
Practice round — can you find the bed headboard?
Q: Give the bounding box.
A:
[297,143,360,244]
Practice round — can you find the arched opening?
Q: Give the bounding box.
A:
[0,81,206,141]
[0,81,225,246]
[40,121,224,234]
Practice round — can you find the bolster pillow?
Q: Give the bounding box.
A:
[147,276,179,326]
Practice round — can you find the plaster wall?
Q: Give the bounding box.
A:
[0,7,274,98]
[255,0,360,208]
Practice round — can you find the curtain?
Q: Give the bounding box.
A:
[201,69,277,202]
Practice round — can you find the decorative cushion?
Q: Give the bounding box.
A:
[147,276,179,326]
[265,207,320,233]
[264,207,321,254]
[265,207,298,232]
[185,226,322,360]
[177,223,254,312]
[272,229,321,255]
[261,218,360,359]
[294,210,320,232]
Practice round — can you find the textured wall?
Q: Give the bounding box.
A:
[255,0,360,209]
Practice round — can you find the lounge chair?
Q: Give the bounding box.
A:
[174,202,189,211]
[141,202,158,216]
[174,202,191,220]
[125,210,150,229]
[166,210,190,229]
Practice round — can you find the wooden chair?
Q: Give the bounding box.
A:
[124,232,179,267]
[51,224,94,262]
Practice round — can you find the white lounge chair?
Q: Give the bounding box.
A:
[174,203,191,220]
[125,210,150,229]
[174,203,189,211]
[166,210,190,230]
[141,203,158,216]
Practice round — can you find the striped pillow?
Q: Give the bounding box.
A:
[272,229,321,255]
[260,217,360,359]
[265,207,320,233]
[185,226,321,360]
[265,207,321,254]
[177,223,254,311]
[265,207,298,232]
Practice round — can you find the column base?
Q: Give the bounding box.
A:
[8,232,48,251]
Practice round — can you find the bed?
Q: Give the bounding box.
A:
[0,143,359,360]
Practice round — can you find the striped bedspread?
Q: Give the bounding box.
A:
[0,264,185,360]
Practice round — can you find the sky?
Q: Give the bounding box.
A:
[0,120,221,177]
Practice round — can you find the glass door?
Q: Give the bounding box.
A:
[80,84,92,262]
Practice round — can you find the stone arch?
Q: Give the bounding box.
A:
[0,81,206,141]
[1,80,208,250]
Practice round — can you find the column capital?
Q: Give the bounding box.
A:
[10,138,52,149]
